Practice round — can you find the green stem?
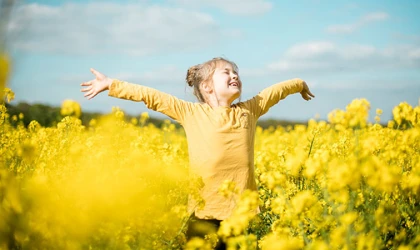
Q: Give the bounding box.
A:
[308,133,316,157]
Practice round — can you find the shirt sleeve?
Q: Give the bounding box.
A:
[243,78,304,118]
[108,79,191,124]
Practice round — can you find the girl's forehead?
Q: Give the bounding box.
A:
[215,61,236,71]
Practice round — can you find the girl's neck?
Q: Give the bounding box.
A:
[206,95,232,108]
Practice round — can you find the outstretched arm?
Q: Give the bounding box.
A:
[80,68,191,123]
[245,78,315,118]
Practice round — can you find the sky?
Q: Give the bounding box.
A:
[3,0,420,122]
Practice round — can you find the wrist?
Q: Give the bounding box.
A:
[300,80,307,92]
[106,78,113,90]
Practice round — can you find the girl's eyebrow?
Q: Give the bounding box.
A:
[229,68,238,74]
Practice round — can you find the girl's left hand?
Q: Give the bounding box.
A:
[300,81,315,101]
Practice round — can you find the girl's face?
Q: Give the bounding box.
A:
[210,62,241,104]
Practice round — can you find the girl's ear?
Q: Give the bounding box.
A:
[201,81,213,94]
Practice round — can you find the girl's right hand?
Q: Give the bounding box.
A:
[300,81,315,101]
[80,68,113,100]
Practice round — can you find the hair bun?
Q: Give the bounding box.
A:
[186,65,200,87]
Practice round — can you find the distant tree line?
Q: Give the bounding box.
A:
[5,101,306,129]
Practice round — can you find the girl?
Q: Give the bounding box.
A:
[80,57,314,249]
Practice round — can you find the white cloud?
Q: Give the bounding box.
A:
[267,41,420,72]
[362,12,389,22]
[113,66,186,86]
[7,2,238,55]
[59,65,186,87]
[408,48,420,59]
[170,0,272,16]
[284,41,336,58]
[311,79,419,90]
[392,33,420,43]
[267,61,333,71]
[326,11,389,34]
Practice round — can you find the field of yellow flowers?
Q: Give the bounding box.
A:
[1,84,419,249]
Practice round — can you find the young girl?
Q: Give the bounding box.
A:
[80,57,314,249]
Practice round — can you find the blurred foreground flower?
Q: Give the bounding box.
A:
[61,99,81,118]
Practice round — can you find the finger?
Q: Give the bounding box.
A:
[90,68,101,78]
[308,90,315,98]
[80,81,92,86]
[87,92,97,100]
[81,86,92,92]
[84,90,94,97]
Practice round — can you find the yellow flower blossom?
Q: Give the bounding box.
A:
[260,234,304,250]
[61,99,82,118]
[140,111,149,126]
[328,98,370,129]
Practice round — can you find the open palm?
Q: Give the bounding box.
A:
[80,68,113,100]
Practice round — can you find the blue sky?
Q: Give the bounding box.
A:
[5,0,420,122]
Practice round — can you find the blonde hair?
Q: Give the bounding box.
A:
[186,57,239,103]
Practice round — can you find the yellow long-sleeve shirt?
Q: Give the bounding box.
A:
[108,79,304,220]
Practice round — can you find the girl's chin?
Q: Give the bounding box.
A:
[232,93,241,100]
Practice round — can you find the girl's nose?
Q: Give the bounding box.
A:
[231,73,238,79]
